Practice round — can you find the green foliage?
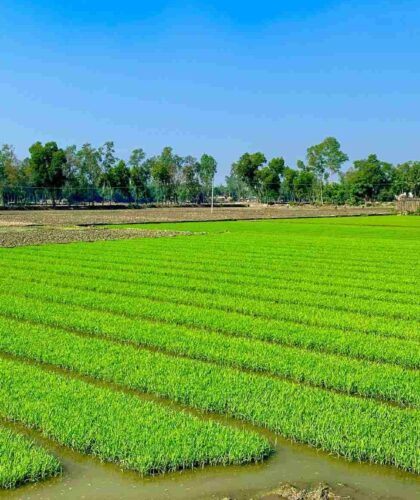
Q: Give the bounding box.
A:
[0,302,417,473]
[2,138,420,205]
[0,427,61,489]
[0,357,271,476]
[306,137,348,203]
[345,154,394,202]
[307,137,348,179]
[28,142,67,204]
[199,154,217,187]
[0,217,419,482]
[232,152,267,192]
[0,145,18,187]
[129,148,150,201]
[99,141,116,177]
[106,160,131,197]
[258,157,285,202]
[76,143,102,187]
[230,153,287,201]
[150,147,182,202]
[393,161,420,197]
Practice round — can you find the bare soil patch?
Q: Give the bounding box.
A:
[222,482,348,500]
[0,205,394,228]
[251,482,347,500]
[0,227,191,248]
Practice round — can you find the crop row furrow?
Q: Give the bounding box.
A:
[16,243,419,289]
[0,291,417,369]
[2,258,419,322]
[2,251,419,307]
[2,272,418,342]
[0,356,270,476]
[0,314,418,407]
[0,323,417,474]
[21,232,420,269]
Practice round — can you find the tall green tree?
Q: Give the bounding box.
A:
[179,156,200,202]
[198,154,217,202]
[294,170,317,202]
[0,145,21,205]
[100,141,116,176]
[150,147,180,202]
[0,145,19,188]
[393,161,420,197]
[232,152,266,193]
[129,148,151,203]
[345,154,393,202]
[28,141,67,206]
[225,172,250,201]
[306,137,348,203]
[108,160,131,198]
[281,166,298,201]
[258,157,285,202]
[76,144,102,187]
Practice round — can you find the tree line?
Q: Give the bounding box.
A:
[0,142,217,206]
[227,137,419,204]
[0,137,419,206]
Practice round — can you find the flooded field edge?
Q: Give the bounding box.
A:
[0,413,418,500]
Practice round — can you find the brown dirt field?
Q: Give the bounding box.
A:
[0,205,394,228]
[0,227,192,248]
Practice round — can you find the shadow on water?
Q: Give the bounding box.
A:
[0,416,419,500]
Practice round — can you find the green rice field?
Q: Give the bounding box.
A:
[0,215,419,492]
[0,428,61,489]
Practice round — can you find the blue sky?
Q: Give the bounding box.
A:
[1,0,419,181]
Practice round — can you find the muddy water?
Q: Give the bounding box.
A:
[1,421,418,500]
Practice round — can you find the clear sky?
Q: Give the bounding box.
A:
[1,0,419,181]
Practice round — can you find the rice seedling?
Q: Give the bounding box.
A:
[0,215,418,483]
[0,318,417,473]
[0,427,61,489]
[0,357,271,475]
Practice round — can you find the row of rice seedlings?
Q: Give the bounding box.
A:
[8,238,419,302]
[0,427,61,489]
[21,219,419,268]
[0,290,417,370]
[15,242,419,303]
[2,270,418,345]
[2,254,420,319]
[11,223,416,274]
[120,238,419,277]
[3,270,416,341]
[0,321,417,474]
[293,215,420,227]
[0,314,417,407]
[0,357,271,475]
[16,240,418,291]
[2,257,419,322]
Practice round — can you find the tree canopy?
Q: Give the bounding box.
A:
[1,136,419,206]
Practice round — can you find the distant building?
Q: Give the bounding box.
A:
[396,192,414,200]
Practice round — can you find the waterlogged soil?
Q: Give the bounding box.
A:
[0,205,394,228]
[0,364,417,499]
[0,422,418,500]
[0,227,192,247]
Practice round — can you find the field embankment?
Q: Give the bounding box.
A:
[0,205,394,228]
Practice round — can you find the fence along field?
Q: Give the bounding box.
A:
[0,215,419,488]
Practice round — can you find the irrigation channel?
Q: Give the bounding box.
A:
[0,416,419,500]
